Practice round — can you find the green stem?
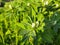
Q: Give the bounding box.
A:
[1,27,5,45]
[16,31,18,45]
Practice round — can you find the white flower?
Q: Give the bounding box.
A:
[32,23,35,28]
[36,21,39,25]
[36,21,39,27]
[42,0,44,2]
[56,4,59,7]
[44,1,48,5]
[9,5,12,9]
[27,3,30,6]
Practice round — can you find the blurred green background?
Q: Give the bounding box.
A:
[0,0,60,45]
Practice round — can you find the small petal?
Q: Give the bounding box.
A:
[27,3,30,6]
[9,5,12,9]
[32,23,35,28]
[56,4,59,7]
[44,1,48,5]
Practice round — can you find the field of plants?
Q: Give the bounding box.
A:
[0,0,60,45]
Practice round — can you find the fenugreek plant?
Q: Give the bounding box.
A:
[0,0,60,45]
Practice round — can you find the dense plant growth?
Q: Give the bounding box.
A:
[0,0,60,45]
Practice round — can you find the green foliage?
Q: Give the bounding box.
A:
[0,0,60,45]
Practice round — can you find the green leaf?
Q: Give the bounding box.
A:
[5,29,11,35]
[16,23,25,29]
